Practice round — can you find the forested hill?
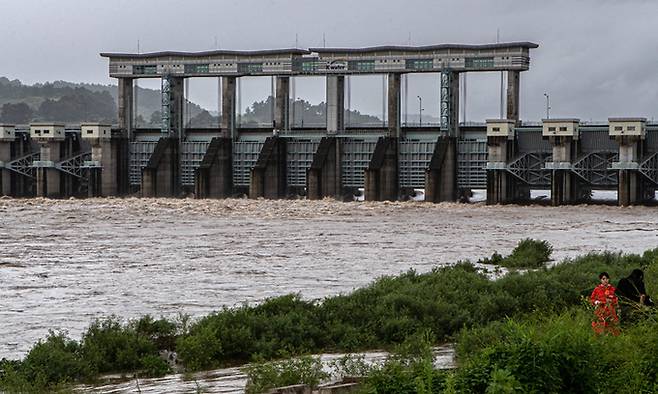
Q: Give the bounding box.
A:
[0,77,204,125]
[0,77,382,127]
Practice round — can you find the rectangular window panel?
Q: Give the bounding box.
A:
[465,57,494,68]
[405,59,434,70]
[348,60,375,72]
[184,64,210,74]
[133,65,157,75]
[237,63,263,73]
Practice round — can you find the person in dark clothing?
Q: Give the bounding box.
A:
[616,269,654,322]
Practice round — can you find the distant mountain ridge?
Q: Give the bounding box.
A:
[0,77,205,125]
[0,77,383,128]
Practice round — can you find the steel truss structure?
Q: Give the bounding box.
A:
[506,151,552,186]
[571,151,618,186]
[5,152,39,179]
[57,152,92,178]
[639,152,658,185]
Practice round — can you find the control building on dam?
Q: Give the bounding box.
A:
[1,41,657,206]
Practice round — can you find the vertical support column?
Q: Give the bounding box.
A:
[163,76,185,139]
[387,73,401,138]
[428,70,460,202]
[440,70,460,138]
[0,143,11,196]
[0,126,14,196]
[544,119,580,206]
[221,76,237,139]
[118,78,134,140]
[83,124,118,197]
[610,118,650,206]
[274,76,290,131]
[506,71,520,124]
[326,75,345,134]
[485,120,517,204]
[36,143,61,198]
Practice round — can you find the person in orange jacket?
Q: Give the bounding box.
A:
[590,272,619,335]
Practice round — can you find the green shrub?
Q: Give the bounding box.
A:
[81,317,158,374]
[176,324,223,371]
[139,354,170,377]
[243,356,329,394]
[479,239,553,269]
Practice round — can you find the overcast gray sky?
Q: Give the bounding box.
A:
[1,0,657,122]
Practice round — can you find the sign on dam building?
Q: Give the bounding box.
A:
[1,41,657,206]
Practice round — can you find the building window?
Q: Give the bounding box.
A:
[627,126,636,131]
[492,127,500,132]
[559,127,568,132]
[615,126,623,131]
[548,127,556,132]
[87,130,94,134]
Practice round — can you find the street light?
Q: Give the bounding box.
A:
[543,93,551,119]
[417,95,423,127]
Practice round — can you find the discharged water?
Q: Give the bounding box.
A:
[1,197,657,363]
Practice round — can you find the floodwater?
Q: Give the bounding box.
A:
[75,345,456,393]
[1,197,657,363]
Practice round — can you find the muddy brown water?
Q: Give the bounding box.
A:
[1,197,657,363]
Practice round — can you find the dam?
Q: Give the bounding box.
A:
[0,41,655,206]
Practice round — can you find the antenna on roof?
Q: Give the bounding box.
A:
[295,33,299,48]
[408,32,412,46]
[137,39,140,54]
[214,36,219,49]
[323,32,326,48]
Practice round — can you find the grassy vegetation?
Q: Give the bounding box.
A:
[1,242,656,392]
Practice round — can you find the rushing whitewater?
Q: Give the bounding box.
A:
[1,197,657,359]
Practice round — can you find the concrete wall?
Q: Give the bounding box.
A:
[195,137,233,198]
[364,137,398,201]
[249,137,287,199]
[142,138,179,197]
[306,137,341,200]
[326,76,344,134]
[425,136,458,203]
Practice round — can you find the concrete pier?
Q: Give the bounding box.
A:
[194,137,233,198]
[249,136,287,199]
[118,78,134,139]
[326,76,345,134]
[306,137,341,200]
[506,71,520,123]
[141,138,180,197]
[364,137,398,201]
[31,123,65,198]
[387,73,401,137]
[544,119,580,205]
[485,119,517,204]
[0,125,15,196]
[81,123,118,197]
[609,118,653,206]
[222,77,237,138]
[274,76,290,131]
[425,136,458,202]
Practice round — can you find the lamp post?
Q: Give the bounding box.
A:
[417,95,423,127]
[543,93,551,119]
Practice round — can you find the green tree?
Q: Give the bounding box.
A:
[0,102,34,124]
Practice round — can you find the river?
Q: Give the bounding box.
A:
[1,197,657,363]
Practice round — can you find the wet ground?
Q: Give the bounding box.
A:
[1,196,657,362]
